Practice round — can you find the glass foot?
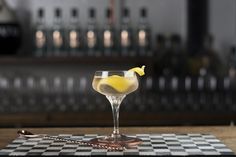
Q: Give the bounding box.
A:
[90,134,142,148]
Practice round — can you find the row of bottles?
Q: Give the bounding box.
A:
[0,71,236,113]
[34,7,151,57]
[32,6,228,78]
[0,74,234,94]
[154,34,223,77]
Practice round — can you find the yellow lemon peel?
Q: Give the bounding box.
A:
[97,66,145,93]
[128,65,145,76]
[98,75,134,93]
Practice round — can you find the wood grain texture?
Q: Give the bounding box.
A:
[0,126,235,153]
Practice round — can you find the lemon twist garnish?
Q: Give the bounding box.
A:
[128,65,145,76]
[98,75,134,93]
[97,66,146,93]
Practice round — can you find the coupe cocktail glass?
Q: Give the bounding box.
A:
[91,70,142,147]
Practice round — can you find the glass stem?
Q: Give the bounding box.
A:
[106,95,125,137]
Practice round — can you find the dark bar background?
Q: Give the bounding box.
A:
[187,0,208,55]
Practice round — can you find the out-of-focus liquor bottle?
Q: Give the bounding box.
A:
[170,76,180,110]
[195,36,211,111]
[120,7,133,57]
[184,76,194,111]
[102,8,115,56]
[207,75,218,111]
[0,0,21,55]
[223,75,232,111]
[154,34,166,76]
[227,47,236,111]
[190,35,221,76]
[86,8,99,56]
[137,7,151,56]
[34,8,47,57]
[160,34,188,77]
[197,71,206,111]
[51,8,65,56]
[196,38,220,112]
[67,8,82,56]
[154,34,165,57]
[200,35,212,76]
[228,46,236,78]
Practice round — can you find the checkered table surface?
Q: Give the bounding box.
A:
[0,134,234,156]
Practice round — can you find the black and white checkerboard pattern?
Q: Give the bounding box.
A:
[0,134,234,156]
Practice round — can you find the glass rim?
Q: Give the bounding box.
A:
[94,70,136,77]
[94,70,135,73]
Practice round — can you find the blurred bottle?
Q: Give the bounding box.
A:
[227,46,236,111]
[158,76,171,111]
[170,76,181,110]
[67,8,82,56]
[51,8,65,56]
[0,0,21,55]
[154,34,166,76]
[34,8,47,57]
[137,7,151,56]
[86,8,99,56]
[197,73,206,111]
[120,7,133,56]
[159,34,188,77]
[189,35,221,76]
[223,76,232,112]
[228,46,236,78]
[102,8,115,56]
[184,76,196,111]
[154,34,165,57]
[206,75,218,111]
